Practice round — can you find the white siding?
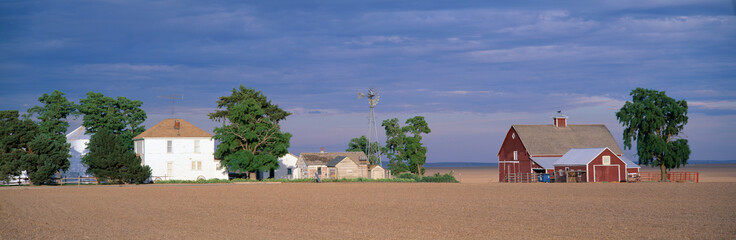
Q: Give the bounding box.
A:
[141,137,228,181]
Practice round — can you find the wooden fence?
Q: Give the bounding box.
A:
[52,177,99,185]
[504,172,539,183]
[639,172,699,183]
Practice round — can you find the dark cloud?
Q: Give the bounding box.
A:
[1,0,734,160]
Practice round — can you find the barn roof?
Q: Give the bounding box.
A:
[133,119,211,139]
[512,124,622,156]
[300,152,367,166]
[554,148,609,166]
[531,157,560,170]
[621,156,641,169]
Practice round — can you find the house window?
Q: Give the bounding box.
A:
[317,167,322,175]
[194,140,200,153]
[197,161,202,170]
[287,168,293,176]
[135,141,143,154]
[191,161,197,170]
[513,151,518,161]
[602,156,611,165]
[347,170,353,174]
[167,140,172,153]
[167,162,173,176]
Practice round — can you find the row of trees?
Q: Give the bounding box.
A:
[346,116,431,176]
[1,86,691,183]
[0,91,150,185]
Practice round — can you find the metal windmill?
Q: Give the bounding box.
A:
[358,87,381,166]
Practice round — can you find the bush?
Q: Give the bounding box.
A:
[419,172,459,183]
[396,173,421,181]
[396,171,459,183]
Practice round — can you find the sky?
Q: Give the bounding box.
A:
[1,0,735,162]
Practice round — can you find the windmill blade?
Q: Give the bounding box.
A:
[358,92,365,99]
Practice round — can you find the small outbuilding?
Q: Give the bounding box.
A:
[296,150,369,179]
[326,156,362,179]
[369,165,386,179]
[553,147,626,183]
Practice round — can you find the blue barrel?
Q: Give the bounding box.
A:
[538,174,551,183]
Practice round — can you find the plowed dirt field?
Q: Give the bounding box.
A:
[2,167,735,239]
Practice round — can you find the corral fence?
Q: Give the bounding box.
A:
[51,177,99,185]
[504,172,539,183]
[638,172,699,183]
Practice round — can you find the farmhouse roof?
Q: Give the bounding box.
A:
[621,156,641,169]
[66,126,90,141]
[554,148,610,166]
[531,157,560,170]
[512,124,622,156]
[133,118,212,139]
[300,152,367,166]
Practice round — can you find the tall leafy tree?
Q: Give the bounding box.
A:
[382,116,431,175]
[82,128,151,183]
[28,90,77,141]
[346,135,381,165]
[78,92,147,150]
[17,90,76,184]
[209,85,292,177]
[0,111,37,182]
[616,88,691,181]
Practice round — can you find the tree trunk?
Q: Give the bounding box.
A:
[660,164,668,182]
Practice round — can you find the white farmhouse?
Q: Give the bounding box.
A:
[133,118,228,181]
[61,126,93,178]
[275,153,300,179]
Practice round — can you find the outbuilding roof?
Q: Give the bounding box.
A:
[531,157,560,170]
[327,156,356,167]
[621,156,641,169]
[300,152,367,166]
[511,124,622,156]
[133,119,212,139]
[554,147,609,166]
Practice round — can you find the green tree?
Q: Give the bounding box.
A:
[28,90,77,141]
[82,128,151,184]
[382,116,431,176]
[21,133,70,184]
[209,85,292,177]
[17,90,76,184]
[346,135,381,165]
[616,88,691,182]
[78,92,147,150]
[0,111,37,182]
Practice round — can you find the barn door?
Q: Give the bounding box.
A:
[595,165,620,182]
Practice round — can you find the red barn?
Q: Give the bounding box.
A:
[498,112,626,182]
[553,147,626,182]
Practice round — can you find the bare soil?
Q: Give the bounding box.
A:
[2,166,735,239]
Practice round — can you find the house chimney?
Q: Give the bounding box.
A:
[174,120,181,129]
[320,147,324,153]
[553,110,568,127]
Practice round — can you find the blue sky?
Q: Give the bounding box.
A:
[1,0,735,162]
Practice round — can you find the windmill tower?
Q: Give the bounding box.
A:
[358,88,381,165]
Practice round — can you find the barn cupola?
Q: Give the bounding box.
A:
[553,110,568,127]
